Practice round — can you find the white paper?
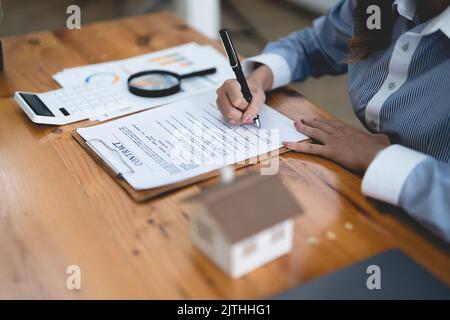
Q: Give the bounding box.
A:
[53,43,234,121]
[77,91,307,190]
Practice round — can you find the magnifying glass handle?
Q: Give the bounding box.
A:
[179,67,217,79]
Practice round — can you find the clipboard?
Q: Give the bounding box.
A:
[73,130,291,202]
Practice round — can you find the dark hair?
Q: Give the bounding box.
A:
[349,0,450,61]
[348,0,396,62]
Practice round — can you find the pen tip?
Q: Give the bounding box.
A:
[254,116,261,129]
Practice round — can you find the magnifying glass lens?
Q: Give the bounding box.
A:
[127,67,216,97]
[129,73,179,91]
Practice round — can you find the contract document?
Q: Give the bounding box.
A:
[76,91,307,190]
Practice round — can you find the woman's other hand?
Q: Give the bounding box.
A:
[283,117,391,172]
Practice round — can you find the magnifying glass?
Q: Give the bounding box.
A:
[127,67,217,98]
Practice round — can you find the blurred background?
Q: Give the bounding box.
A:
[0,0,360,128]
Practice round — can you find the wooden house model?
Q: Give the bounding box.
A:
[183,172,302,278]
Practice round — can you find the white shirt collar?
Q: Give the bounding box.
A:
[394,0,450,38]
[393,0,417,20]
[441,18,450,39]
[422,5,450,38]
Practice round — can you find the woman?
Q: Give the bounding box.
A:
[216,0,450,242]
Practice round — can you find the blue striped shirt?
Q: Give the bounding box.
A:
[243,0,450,242]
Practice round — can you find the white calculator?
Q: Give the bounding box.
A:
[15,84,136,125]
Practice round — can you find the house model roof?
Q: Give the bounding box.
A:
[186,172,302,243]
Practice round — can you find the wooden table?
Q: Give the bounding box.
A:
[0,12,449,299]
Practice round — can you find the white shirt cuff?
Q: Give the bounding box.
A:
[242,53,292,89]
[361,145,428,206]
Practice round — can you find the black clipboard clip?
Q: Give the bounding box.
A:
[86,138,135,178]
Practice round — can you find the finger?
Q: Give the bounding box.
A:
[242,95,264,124]
[322,118,346,129]
[295,114,345,130]
[218,94,243,124]
[226,91,248,111]
[216,97,224,114]
[224,80,248,110]
[282,141,328,157]
[294,121,329,143]
[226,119,241,126]
[298,118,336,134]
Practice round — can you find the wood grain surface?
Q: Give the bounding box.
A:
[0,11,448,299]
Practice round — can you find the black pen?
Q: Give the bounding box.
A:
[219,28,261,128]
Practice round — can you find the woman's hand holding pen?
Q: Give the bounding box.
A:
[216,79,264,125]
[216,65,273,125]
